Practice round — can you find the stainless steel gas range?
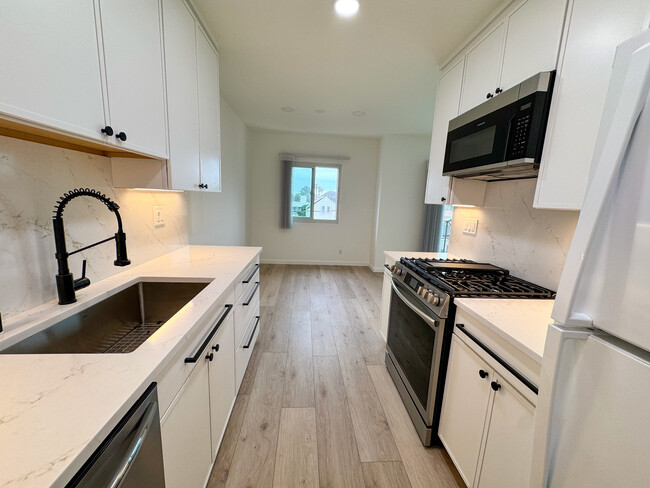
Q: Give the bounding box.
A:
[384,257,554,446]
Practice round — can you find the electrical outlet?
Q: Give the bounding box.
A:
[463,218,478,235]
[153,206,165,227]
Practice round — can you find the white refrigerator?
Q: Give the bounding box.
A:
[531,30,650,487]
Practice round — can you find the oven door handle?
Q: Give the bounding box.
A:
[391,280,439,329]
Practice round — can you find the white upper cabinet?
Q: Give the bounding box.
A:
[163,0,201,191]
[99,0,168,158]
[534,0,650,210]
[459,23,506,114]
[424,59,464,205]
[0,0,106,140]
[196,27,222,192]
[499,0,567,92]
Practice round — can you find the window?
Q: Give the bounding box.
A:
[290,163,341,222]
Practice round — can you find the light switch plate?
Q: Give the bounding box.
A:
[153,206,165,227]
[463,218,478,235]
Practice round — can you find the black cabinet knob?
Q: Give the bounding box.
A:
[198,183,209,189]
[486,93,494,99]
[479,369,488,379]
[115,132,127,142]
[491,381,501,391]
[206,352,214,361]
[495,87,503,94]
[440,196,446,202]
[101,126,114,136]
[212,344,220,352]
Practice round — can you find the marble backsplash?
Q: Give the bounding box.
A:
[0,136,188,319]
[448,179,579,291]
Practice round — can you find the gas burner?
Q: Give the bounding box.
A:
[399,257,555,299]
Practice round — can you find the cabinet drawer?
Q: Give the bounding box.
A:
[157,287,234,417]
[235,259,260,300]
[235,312,260,391]
[455,308,541,390]
[235,281,260,346]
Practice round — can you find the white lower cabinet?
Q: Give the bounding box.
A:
[476,372,535,487]
[161,354,212,488]
[439,335,493,486]
[160,303,237,488]
[208,311,236,459]
[439,333,536,487]
[378,268,392,341]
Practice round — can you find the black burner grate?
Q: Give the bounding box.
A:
[400,257,555,299]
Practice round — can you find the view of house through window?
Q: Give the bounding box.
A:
[290,164,340,222]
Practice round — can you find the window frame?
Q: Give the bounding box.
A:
[291,162,342,224]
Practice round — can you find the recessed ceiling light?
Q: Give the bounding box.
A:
[281,106,295,112]
[352,110,365,116]
[315,109,326,114]
[334,0,359,17]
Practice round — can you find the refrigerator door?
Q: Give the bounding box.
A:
[552,30,650,351]
[531,324,650,487]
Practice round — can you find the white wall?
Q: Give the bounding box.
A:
[372,135,431,270]
[0,136,188,319]
[249,130,380,265]
[187,98,251,246]
[448,179,579,291]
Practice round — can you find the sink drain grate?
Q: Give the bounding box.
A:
[104,322,165,353]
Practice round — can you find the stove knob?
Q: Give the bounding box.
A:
[417,287,426,297]
[431,294,441,306]
[423,290,432,300]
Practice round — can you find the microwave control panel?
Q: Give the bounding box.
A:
[507,102,533,159]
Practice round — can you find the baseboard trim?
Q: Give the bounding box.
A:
[260,258,371,267]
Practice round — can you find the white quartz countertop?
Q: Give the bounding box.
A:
[0,245,261,488]
[454,298,555,362]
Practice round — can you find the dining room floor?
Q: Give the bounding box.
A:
[207,264,463,488]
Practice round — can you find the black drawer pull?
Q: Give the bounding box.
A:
[185,304,233,363]
[206,353,213,362]
[243,316,260,349]
[491,381,501,392]
[479,369,488,379]
[242,264,260,283]
[243,282,260,306]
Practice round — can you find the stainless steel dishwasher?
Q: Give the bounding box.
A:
[66,383,166,487]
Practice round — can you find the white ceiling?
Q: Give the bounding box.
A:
[191,0,504,137]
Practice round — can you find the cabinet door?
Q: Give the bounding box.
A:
[163,0,201,191]
[424,58,464,205]
[476,374,535,488]
[500,0,567,91]
[208,311,236,459]
[196,27,222,192]
[378,270,393,340]
[0,0,106,140]
[161,359,212,488]
[459,23,506,114]
[533,0,649,210]
[438,335,493,487]
[99,0,168,158]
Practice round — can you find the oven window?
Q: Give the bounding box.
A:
[449,124,496,164]
[387,285,436,410]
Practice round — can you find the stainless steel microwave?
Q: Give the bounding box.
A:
[443,71,555,181]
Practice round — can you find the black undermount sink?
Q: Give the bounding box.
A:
[0,281,210,354]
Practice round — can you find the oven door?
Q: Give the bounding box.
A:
[386,278,445,425]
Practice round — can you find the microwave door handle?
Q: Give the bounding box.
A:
[553,41,650,326]
[391,280,439,329]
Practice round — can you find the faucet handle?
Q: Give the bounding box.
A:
[74,259,91,291]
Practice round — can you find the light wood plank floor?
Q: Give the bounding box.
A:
[208,264,463,488]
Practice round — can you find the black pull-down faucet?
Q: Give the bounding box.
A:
[53,188,131,305]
